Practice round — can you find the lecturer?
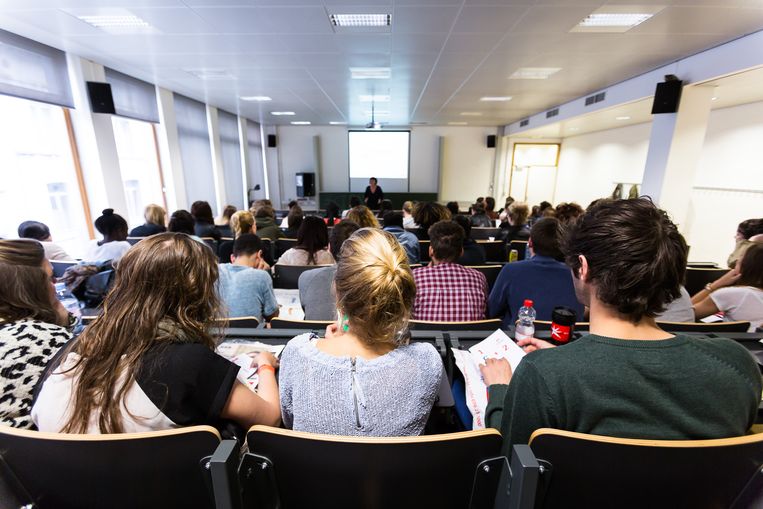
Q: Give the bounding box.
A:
[364,177,384,210]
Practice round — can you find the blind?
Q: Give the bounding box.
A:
[247,120,267,202]
[0,29,73,107]
[218,110,245,210]
[105,68,159,123]
[174,94,217,212]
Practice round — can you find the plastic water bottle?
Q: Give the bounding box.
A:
[55,282,81,321]
[515,299,536,342]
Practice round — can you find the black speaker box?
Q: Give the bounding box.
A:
[86,82,116,114]
[487,135,496,148]
[267,134,277,148]
[651,80,683,114]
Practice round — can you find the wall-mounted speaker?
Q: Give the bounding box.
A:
[486,135,496,148]
[267,134,277,148]
[86,81,115,114]
[651,80,683,114]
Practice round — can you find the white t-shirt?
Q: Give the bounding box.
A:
[710,286,763,332]
[42,241,72,261]
[84,240,132,263]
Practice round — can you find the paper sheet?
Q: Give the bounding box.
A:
[274,288,305,320]
[216,341,285,392]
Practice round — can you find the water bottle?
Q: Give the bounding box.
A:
[515,299,536,342]
[55,282,81,321]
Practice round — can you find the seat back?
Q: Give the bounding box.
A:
[528,428,763,509]
[269,318,333,330]
[275,238,298,259]
[83,269,115,307]
[687,261,719,268]
[466,265,503,292]
[657,320,751,333]
[224,316,261,328]
[259,238,275,266]
[470,227,501,240]
[50,260,78,279]
[509,240,529,261]
[200,237,219,255]
[410,319,503,331]
[685,267,730,296]
[478,240,507,263]
[419,240,431,262]
[0,425,220,509]
[534,320,590,332]
[273,264,331,289]
[243,426,503,509]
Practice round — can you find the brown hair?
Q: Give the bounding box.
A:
[555,202,584,225]
[61,233,223,434]
[508,202,529,226]
[335,228,415,346]
[413,202,451,232]
[428,220,464,263]
[144,204,166,227]
[739,242,763,289]
[254,204,276,220]
[346,206,380,229]
[564,198,687,323]
[190,201,215,225]
[221,205,237,222]
[0,240,59,325]
[230,210,255,238]
[530,218,564,260]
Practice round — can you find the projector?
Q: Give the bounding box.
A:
[365,121,382,130]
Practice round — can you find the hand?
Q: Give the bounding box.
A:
[256,259,271,271]
[325,322,339,340]
[53,299,70,328]
[712,267,742,290]
[479,358,512,386]
[517,337,555,353]
[252,351,279,369]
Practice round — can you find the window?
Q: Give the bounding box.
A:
[174,94,217,212]
[111,116,165,227]
[0,94,89,257]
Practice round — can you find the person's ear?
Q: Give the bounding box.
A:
[429,245,434,258]
[578,255,589,282]
[230,254,236,263]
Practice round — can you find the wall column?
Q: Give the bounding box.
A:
[206,105,227,215]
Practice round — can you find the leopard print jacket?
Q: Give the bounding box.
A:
[0,319,71,429]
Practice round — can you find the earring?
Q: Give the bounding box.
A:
[341,314,350,332]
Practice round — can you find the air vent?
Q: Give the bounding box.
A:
[519,118,529,127]
[584,92,606,106]
[546,108,559,119]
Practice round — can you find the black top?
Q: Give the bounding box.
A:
[129,223,166,238]
[218,240,234,264]
[195,222,221,241]
[364,186,384,210]
[458,239,486,266]
[500,224,530,243]
[470,214,494,228]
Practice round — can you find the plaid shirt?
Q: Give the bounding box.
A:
[412,263,487,322]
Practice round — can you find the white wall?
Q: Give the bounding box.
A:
[272,125,498,206]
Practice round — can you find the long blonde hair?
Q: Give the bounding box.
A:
[61,233,223,434]
[334,228,415,346]
[346,206,380,229]
[230,210,255,238]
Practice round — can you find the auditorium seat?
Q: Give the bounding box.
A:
[501,428,763,509]
[239,426,503,509]
[687,261,719,268]
[269,318,332,330]
[534,320,590,332]
[50,260,77,278]
[410,319,502,331]
[466,265,503,292]
[200,237,219,255]
[220,316,261,328]
[273,264,332,289]
[656,320,751,333]
[470,227,501,240]
[275,238,298,259]
[509,240,529,261]
[419,240,431,262]
[477,240,507,263]
[685,267,730,296]
[0,425,223,509]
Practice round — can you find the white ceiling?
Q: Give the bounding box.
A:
[1,0,763,127]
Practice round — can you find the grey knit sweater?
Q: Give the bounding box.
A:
[279,333,443,436]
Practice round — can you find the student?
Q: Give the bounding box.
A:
[346,205,380,229]
[129,204,167,238]
[411,202,451,240]
[469,203,493,228]
[216,204,237,226]
[279,200,299,229]
[554,202,584,225]
[479,199,762,455]
[341,196,362,219]
[280,228,443,436]
[254,205,284,240]
[402,201,417,229]
[445,201,460,217]
[276,216,335,266]
[168,210,204,243]
[484,197,498,221]
[382,211,419,265]
[499,202,531,243]
[453,215,486,266]
[191,201,221,241]
[364,177,384,210]
[727,218,763,269]
[218,234,279,322]
[376,199,394,219]
[692,242,763,331]
[324,201,341,226]
[284,205,304,238]
[413,220,487,322]
[489,218,583,326]
[0,240,71,428]
[218,210,265,266]
[299,221,360,321]
[33,233,281,433]
[17,220,72,260]
[84,209,131,263]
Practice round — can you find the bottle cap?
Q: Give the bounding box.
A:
[523,299,534,308]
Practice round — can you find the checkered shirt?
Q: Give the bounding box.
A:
[412,263,488,322]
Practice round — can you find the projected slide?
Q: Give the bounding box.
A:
[349,131,410,179]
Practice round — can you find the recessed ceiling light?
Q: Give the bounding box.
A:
[711,96,718,101]
[460,112,483,116]
[65,8,159,33]
[509,68,561,80]
[291,121,311,125]
[77,14,149,28]
[568,127,580,131]
[363,110,390,117]
[615,116,631,120]
[448,122,468,126]
[240,96,272,102]
[330,121,347,125]
[185,69,234,80]
[271,111,295,116]
[578,13,653,28]
[330,14,391,27]
[480,96,512,102]
[359,94,390,102]
[351,67,391,79]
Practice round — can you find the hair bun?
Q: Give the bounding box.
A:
[102,208,114,216]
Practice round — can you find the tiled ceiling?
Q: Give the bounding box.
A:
[1,0,763,127]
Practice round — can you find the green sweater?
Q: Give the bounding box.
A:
[485,334,762,456]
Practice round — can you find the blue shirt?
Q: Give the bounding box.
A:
[383,226,420,265]
[488,255,584,327]
[217,264,278,322]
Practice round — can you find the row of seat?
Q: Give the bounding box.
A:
[2,422,762,509]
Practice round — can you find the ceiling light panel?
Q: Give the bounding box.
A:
[240,96,272,102]
[271,111,296,116]
[571,6,665,33]
[351,67,391,80]
[291,121,311,125]
[448,122,468,126]
[360,94,390,102]
[185,68,235,80]
[509,67,561,80]
[480,96,512,102]
[330,121,347,125]
[331,14,390,27]
[460,112,483,116]
[68,8,158,34]
[78,14,149,27]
